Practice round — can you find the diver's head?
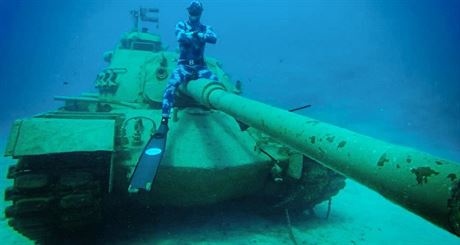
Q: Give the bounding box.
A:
[187,0,203,23]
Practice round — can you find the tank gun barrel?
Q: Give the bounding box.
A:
[181,79,460,236]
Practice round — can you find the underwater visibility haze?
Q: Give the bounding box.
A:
[0,0,459,244]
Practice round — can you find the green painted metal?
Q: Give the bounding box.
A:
[121,108,275,206]
[182,78,460,236]
[7,118,115,156]
[2,15,348,242]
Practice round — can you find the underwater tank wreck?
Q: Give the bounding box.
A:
[2,7,460,243]
[2,8,345,242]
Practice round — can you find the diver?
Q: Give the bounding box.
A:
[157,0,218,136]
[130,1,217,192]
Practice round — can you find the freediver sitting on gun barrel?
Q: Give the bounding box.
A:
[156,0,218,137]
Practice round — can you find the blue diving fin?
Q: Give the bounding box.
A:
[128,124,168,192]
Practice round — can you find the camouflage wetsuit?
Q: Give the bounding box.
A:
[161,20,217,118]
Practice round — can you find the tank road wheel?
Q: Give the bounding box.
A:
[4,152,110,242]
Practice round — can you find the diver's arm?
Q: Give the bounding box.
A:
[201,25,217,44]
[175,21,193,43]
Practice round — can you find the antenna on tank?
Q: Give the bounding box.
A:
[130,7,160,32]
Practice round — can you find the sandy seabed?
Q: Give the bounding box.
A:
[0,140,458,245]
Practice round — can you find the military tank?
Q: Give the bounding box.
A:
[3,8,346,242]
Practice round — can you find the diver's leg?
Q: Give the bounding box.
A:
[161,66,186,122]
[197,67,218,81]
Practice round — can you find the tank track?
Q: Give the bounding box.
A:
[4,152,110,242]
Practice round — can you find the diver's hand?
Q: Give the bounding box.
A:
[197,32,205,40]
[189,31,205,40]
[185,31,196,40]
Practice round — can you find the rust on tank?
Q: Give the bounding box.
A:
[411,167,439,185]
[377,153,389,167]
[326,136,335,143]
[295,130,305,138]
[447,173,457,182]
[337,141,347,149]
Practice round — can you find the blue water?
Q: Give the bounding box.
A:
[0,0,459,244]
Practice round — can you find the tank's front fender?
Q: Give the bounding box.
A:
[4,118,116,157]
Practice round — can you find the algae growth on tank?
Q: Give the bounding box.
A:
[0,0,459,244]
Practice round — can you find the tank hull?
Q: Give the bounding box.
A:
[3,107,345,242]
